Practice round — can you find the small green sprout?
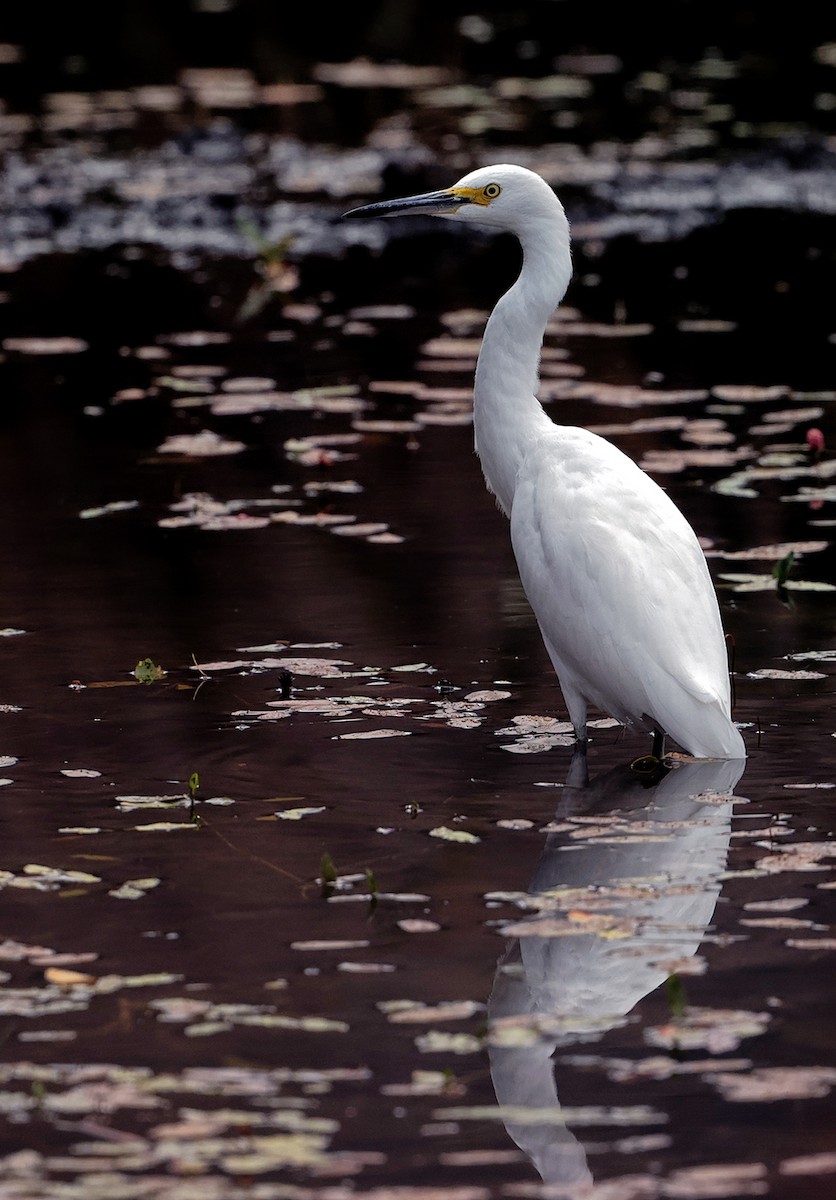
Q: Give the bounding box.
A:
[772,550,796,588]
[134,658,165,683]
[320,852,338,899]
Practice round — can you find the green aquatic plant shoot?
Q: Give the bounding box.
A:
[772,550,796,587]
[134,657,165,683]
[320,852,337,898]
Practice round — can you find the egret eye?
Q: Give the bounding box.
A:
[483,183,501,199]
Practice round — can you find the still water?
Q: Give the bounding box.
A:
[1,11,836,1198]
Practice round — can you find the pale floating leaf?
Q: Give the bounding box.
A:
[415,1030,482,1055]
[787,649,836,661]
[786,937,836,950]
[3,335,88,354]
[331,522,390,538]
[396,919,442,934]
[333,728,412,740]
[185,1020,234,1038]
[291,940,370,951]
[464,689,511,702]
[712,1066,836,1102]
[274,806,326,820]
[23,864,101,884]
[501,734,575,753]
[157,429,247,456]
[645,1007,770,1053]
[109,878,161,901]
[388,1000,482,1023]
[59,768,102,778]
[436,1102,664,1126]
[132,821,197,832]
[744,898,808,912]
[495,714,573,735]
[783,781,835,788]
[713,540,829,560]
[780,1151,836,1176]
[429,826,480,844]
[44,967,96,987]
[747,668,828,680]
[337,961,396,974]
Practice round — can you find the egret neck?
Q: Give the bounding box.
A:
[473,205,572,517]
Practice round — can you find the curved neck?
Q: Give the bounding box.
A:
[473,210,571,515]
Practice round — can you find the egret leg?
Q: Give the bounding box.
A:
[566,742,589,789]
[651,728,665,759]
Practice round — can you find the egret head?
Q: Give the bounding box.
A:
[343,163,564,238]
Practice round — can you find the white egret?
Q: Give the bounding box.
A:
[345,164,745,760]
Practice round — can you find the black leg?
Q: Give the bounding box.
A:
[651,728,665,759]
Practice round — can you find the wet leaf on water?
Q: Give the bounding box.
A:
[116,794,190,811]
[786,649,836,662]
[196,656,351,676]
[397,918,442,933]
[331,522,390,538]
[746,668,828,680]
[157,430,246,456]
[337,961,396,974]
[720,573,836,593]
[435,1102,665,1126]
[44,967,97,987]
[132,821,198,832]
[711,384,789,402]
[442,1149,524,1166]
[786,937,836,950]
[0,628,26,637]
[755,841,835,873]
[742,916,819,931]
[780,1151,836,1176]
[416,1030,482,1055]
[495,714,574,735]
[663,1162,768,1196]
[711,1066,836,1102]
[23,864,102,884]
[59,768,102,778]
[291,939,370,951]
[645,1007,770,1053]
[274,806,326,820]
[501,733,576,753]
[333,728,412,740]
[710,540,829,560]
[108,878,162,900]
[429,826,481,844]
[744,897,808,912]
[387,1001,482,1023]
[496,818,535,831]
[79,499,141,520]
[2,336,88,354]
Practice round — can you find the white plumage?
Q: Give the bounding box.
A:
[345,163,745,759]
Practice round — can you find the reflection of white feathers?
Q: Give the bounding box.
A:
[487,757,745,1191]
[345,165,745,760]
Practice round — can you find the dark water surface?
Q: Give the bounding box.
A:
[1,6,836,1199]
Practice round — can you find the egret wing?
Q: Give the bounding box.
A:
[510,428,732,729]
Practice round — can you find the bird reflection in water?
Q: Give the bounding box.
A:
[486,755,746,1192]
